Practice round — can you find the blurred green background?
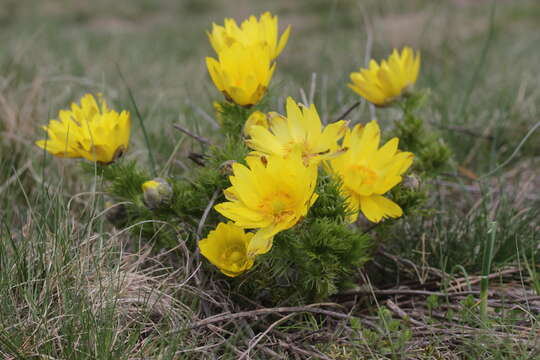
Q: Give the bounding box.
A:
[1,0,539,178]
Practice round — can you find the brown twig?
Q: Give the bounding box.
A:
[188,152,207,166]
[447,267,523,292]
[338,288,479,298]
[386,299,425,327]
[239,313,297,360]
[332,101,360,123]
[278,341,334,360]
[173,123,212,145]
[377,247,449,280]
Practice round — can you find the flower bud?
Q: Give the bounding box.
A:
[243,111,269,137]
[142,178,173,209]
[219,160,237,176]
[402,174,420,190]
[104,200,128,227]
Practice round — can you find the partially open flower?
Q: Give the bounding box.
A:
[245,97,348,166]
[214,152,318,255]
[199,222,256,277]
[326,120,414,223]
[142,178,173,209]
[243,111,269,137]
[36,93,130,164]
[206,43,275,107]
[208,12,290,60]
[349,47,420,106]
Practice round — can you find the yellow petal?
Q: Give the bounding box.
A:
[248,226,275,255]
[359,195,403,223]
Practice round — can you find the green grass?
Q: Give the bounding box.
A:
[1,0,540,358]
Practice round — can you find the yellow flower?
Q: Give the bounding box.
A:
[214,152,318,255]
[348,47,420,106]
[245,97,348,166]
[243,111,269,137]
[326,120,414,223]
[208,12,291,60]
[206,43,275,107]
[199,222,255,277]
[36,93,130,164]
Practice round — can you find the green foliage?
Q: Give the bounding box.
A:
[215,101,253,140]
[99,160,150,200]
[386,194,540,274]
[308,172,353,221]
[387,91,451,219]
[393,91,452,176]
[92,133,250,249]
[349,307,413,358]
[390,182,428,217]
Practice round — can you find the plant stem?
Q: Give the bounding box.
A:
[480,221,497,323]
[116,63,158,176]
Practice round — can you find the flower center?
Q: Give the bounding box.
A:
[259,191,296,223]
[351,164,378,185]
[282,140,317,165]
[222,244,246,265]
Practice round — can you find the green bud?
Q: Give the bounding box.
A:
[142,178,173,209]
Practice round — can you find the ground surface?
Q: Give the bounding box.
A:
[1,0,539,358]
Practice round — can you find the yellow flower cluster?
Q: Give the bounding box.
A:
[35,11,421,279]
[206,12,290,107]
[203,108,413,277]
[201,15,420,276]
[204,107,413,276]
[36,94,130,164]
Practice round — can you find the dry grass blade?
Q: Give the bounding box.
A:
[182,304,351,331]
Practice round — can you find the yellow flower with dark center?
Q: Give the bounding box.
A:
[326,120,414,223]
[243,111,269,137]
[199,222,255,277]
[214,152,318,255]
[206,43,275,107]
[36,93,130,164]
[208,12,290,60]
[245,97,348,166]
[349,47,420,106]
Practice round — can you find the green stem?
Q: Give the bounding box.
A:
[116,63,157,176]
[480,221,497,323]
